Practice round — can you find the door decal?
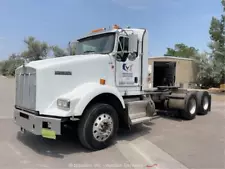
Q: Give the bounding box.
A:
[122,63,133,73]
[116,62,136,86]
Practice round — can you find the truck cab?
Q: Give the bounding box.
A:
[69,25,150,95]
[14,25,211,150]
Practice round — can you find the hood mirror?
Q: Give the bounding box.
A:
[68,41,77,55]
[128,52,137,61]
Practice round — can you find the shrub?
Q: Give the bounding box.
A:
[0,59,24,76]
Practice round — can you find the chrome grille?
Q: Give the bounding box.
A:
[15,66,36,111]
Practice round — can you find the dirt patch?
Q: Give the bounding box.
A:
[211,94,225,102]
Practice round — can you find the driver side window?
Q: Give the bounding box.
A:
[116,35,139,62]
[118,37,129,52]
[117,36,129,62]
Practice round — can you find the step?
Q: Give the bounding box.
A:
[124,97,141,103]
[126,100,149,106]
[126,100,149,115]
[131,117,151,125]
[129,112,146,120]
[144,88,158,92]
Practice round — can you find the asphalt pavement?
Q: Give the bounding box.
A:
[0,76,224,169]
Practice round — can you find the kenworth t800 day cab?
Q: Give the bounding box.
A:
[14,25,211,150]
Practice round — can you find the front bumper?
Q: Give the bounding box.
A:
[14,108,62,135]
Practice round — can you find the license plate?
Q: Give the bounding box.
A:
[41,128,56,139]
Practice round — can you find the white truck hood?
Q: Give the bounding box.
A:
[26,54,103,70]
[19,54,114,115]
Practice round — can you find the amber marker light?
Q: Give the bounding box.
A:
[113,24,120,29]
[92,28,105,33]
[100,79,106,85]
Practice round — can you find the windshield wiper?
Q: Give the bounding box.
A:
[83,50,96,54]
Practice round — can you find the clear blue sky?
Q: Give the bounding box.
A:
[0,0,222,59]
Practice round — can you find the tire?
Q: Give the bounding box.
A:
[196,91,211,115]
[78,103,119,151]
[181,92,197,120]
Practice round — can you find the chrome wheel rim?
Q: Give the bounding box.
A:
[189,98,197,114]
[203,96,209,110]
[93,114,113,142]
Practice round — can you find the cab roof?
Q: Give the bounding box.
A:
[77,29,118,41]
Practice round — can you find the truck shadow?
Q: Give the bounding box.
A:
[16,121,157,158]
[156,110,183,122]
[116,121,155,142]
[16,131,89,158]
[116,112,183,143]
[16,113,182,158]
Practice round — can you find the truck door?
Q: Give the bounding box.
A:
[115,36,140,87]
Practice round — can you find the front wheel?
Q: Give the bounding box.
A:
[78,103,119,150]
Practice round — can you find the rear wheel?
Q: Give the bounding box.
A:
[78,103,118,150]
[196,91,211,115]
[181,92,197,120]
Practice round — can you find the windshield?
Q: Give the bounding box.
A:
[75,33,115,55]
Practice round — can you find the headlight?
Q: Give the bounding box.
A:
[57,99,70,109]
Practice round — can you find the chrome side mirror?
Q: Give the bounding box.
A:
[128,34,138,53]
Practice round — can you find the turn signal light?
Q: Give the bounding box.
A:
[92,28,105,33]
[100,79,106,85]
[113,24,120,29]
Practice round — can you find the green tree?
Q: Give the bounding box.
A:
[0,61,4,75]
[208,0,225,84]
[8,53,21,60]
[51,42,76,57]
[51,45,68,57]
[21,36,49,61]
[164,43,199,59]
[196,53,216,88]
[1,58,24,76]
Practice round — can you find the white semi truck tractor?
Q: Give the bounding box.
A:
[14,25,211,150]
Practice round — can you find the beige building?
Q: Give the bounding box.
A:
[148,56,198,89]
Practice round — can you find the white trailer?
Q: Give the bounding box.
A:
[14,25,211,150]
